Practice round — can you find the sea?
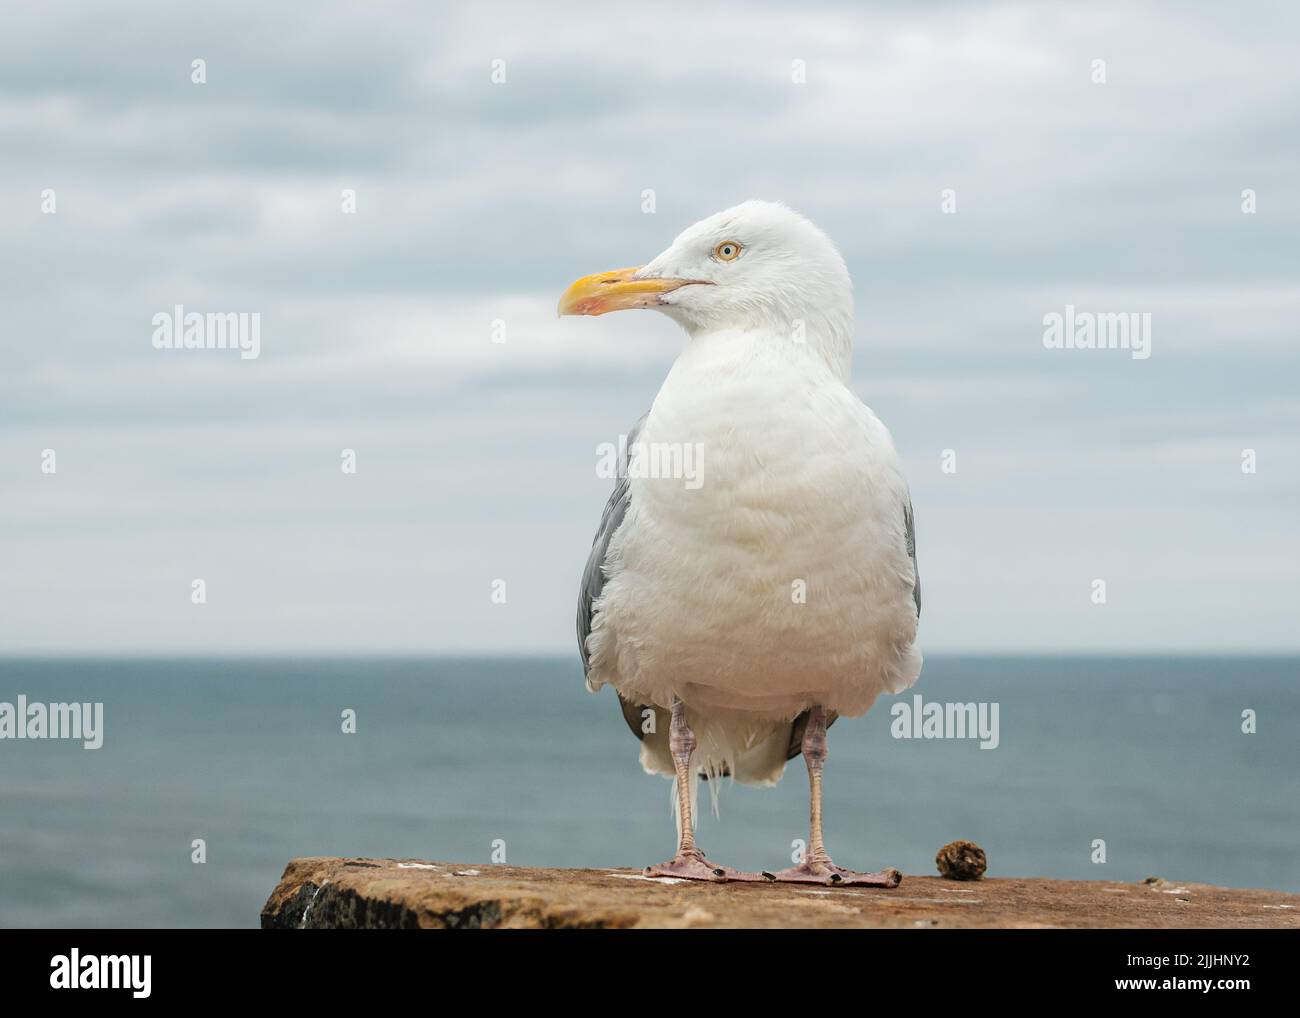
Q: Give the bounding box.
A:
[1,656,1296,928]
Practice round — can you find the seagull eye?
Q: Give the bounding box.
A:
[713,240,743,262]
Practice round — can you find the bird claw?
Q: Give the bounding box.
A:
[644,849,773,883]
[770,860,902,887]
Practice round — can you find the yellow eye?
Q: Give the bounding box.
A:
[713,240,743,262]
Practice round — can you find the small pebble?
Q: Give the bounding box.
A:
[936,840,986,881]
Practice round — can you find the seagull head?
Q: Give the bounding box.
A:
[559,201,854,374]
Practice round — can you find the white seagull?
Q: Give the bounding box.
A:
[561,201,921,886]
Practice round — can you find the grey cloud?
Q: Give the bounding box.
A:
[1,0,1297,653]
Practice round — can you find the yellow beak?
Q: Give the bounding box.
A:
[557,266,703,316]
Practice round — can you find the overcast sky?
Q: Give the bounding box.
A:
[1,1,1297,655]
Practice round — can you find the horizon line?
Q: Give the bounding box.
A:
[2,649,1297,661]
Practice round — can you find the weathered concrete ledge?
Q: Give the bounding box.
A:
[262,857,1300,929]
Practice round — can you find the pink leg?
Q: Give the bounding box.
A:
[644,699,770,883]
[770,706,902,888]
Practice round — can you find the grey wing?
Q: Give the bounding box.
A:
[905,495,921,617]
[577,415,651,741]
[785,495,919,762]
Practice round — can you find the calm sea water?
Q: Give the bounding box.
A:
[1,656,1296,928]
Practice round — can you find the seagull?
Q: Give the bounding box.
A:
[560,201,921,886]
